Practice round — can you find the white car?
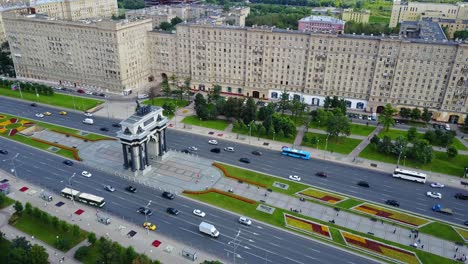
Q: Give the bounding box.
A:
[188,146,198,151]
[81,171,92,178]
[35,113,44,118]
[104,185,115,192]
[426,191,442,199]
[84,112,93,117]
[224,147,235,152]
[192,209,206,217]
[430,182,445,188]
[85,91,93,95]
[208,140,218,145]
[239,216,252,226]
[289,175,301,181]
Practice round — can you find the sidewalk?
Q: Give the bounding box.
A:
[0,170,218,264]
[214,177,468,261]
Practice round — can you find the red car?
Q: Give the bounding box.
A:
[77,89,85,93]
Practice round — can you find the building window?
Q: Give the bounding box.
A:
[237,88,242,94]
[271,92,278,99]
[227,87,232,93]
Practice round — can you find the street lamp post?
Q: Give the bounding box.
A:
[248,120,255,145]
[397,150,403,168]
[228,230,241,264]
[404,155,407,167]
[316,139,319,152]
[273,131,276,141]
[16,82,23,99]
[144,200,152,235]
[323,135,329,159]
[3,153,20,181]
[68,173,76,205]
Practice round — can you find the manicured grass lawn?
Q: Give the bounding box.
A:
[359,144,468,177]
[451,138,468,151]
[182,115,230,130]
[232,126,296,144]
[142,97,189,108]
[349,123,376,137]
[454,227,468,241]
[378,128,423,141]
[12,215,87,251]
[418,222,464,243]
[336,199,363,209]
[0,88,103,111]
[302,132,362,154]
[0,195,15,209]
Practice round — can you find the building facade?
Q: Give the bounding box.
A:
[149,23,467,124]
[342,9,370,24]
[390,0,468,28]
[3,10,153,93]
[298,15,345,34]
[433,18,468,39]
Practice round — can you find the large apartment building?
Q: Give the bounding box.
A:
[149,24,468,124]
[3,10,152,92]
[390,0,468,28]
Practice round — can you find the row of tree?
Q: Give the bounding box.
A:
[0,235,49,264]
[344,21,398,36]
[398,107,431,123]
[311,108,351,138]
[232,112,296,138]
[0,79,55,96]
[117,0,144,9]
[157,17,183,32]
[370,135,435,164]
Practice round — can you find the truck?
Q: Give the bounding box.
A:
[432,204,453,215]
[199,222,219,238]
[39,191,53,202]
[96,213,111,225]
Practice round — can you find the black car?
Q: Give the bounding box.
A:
[181,149,190,154]
[455,193,468,200]
[315,172,327,178]
[126,186,137,193]
[210,148,221,153]
[99,93,106,97]
[0,150,8,155]
[357,181,370,188]
[251,150,262,156]
[162,191,175,200]
[166,207,180,215]
[100,127,109,132]
[385,200,400,207]
[239,158,251,164]
[464,220,468,226]
[137,207,153,216]
[112,123,121,128]
[30,103,37,107]
[63,160,73,166]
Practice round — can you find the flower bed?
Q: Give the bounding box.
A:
[284,214,331,239]
[31,138,82,161]
[213,163,267,188]
[342,231,420,264]
[353,203,429,227]
[183,188,256,204]
[298,188,345,204]
[50,129,116,141]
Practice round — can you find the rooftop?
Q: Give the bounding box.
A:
[299,15,345,25]
[400,19,447,41]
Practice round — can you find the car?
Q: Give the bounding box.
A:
[85,91,93,95]
[188,146,198,151]
[126,186,137,193]
[464,220,468,226]
[181,149,190,154]
[430,182,445,188]
[112,123,121,128]
[210,148,221,153]
[239,158,250,164]
[385,200,400,207]
[104,185,115,192]
[81,171,92,177]
[238,216,252,226]
[224,147,235,152]
[59,111,67,115]
[162,191,175,200]
[84,112,93,117]
[315,172,327,178]
[63,160,73,166]
[193,209,206,217]
[30,103,37,107]
[43,112,52,116]
[251,150,262,156]
[454,193,468,200]
[426,191,442,199]
[100,127,109,132]
[289,175,301,181]
[0,150,8,155]
[208,139,218,145]
[35,113,44,118]
[99,93,106,97]
[357,181,370,188]
[166,207,180,215]
[143,222,156,231]
[137,207,153,216]
[77,89,85,93]
[92,92,99,96]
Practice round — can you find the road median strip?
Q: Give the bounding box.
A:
[284,214,332,239]
[298,188,346,204]
[353,203,430,227]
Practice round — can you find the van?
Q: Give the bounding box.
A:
[40,191,53,202]
[83,118,94,125]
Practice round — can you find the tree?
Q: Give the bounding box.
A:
[194,93,206,107]
[224,97,237,119]
[183,77,191,100]
[125,246,138,263]
[11,237,31,251]
[207,85,221,103]
[410,139,433,164]
[399,108,411,119]
[446,145,458,158]
[370,135,380,145]
[257,103,276,121]
[406,127,418,142]
[162,102,176,116]
[278,91,290,114]
[13,201,23,215]
[25,202,33,215]
[241,98,257,124]
[410,108,421,120]
[158,22,173,31]
[170,17,183,26]
[421,107,431,123]
[30,244,49,264]
[326,114,350,138]
[393,136,408,156]
[88,232,97,244]
[161,79,171,97]
[379,103,397,131]
[454,30,468,40]
[377,136,394,154]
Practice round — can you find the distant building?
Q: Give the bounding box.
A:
[342,8,370,24]
[144,0,194,8]
[298,15,345,34]
[399,19,447,41]
[310,7,341,16]
[432,18,468,39]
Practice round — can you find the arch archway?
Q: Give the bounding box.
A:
[376,106,385,114]
[252,91,260,98]
[449,115,459,124]
[312,98,320,106]
[345,100,352,108]
[161,73,168,80]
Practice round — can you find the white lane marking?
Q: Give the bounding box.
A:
[273,235,284,240]
[243,251,273,263]
[284,256,306,264]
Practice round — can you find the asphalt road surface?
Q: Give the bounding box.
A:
[0,137,377,264]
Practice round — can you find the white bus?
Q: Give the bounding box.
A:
[392,168,427,183]
[61,188,106,208]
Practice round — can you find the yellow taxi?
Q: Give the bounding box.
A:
[143,222,156,231]
[43,112,52,116]
[59,111,67,115]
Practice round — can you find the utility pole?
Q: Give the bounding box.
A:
[68,173,76,206]
[3,153,20,181]
[228,230,241,264]
[145,200,152,235]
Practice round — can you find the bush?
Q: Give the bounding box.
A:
[87,232,97,244]
[51,216,59,228]
[74,246,90,260]
[32,207,41,218]
[24,202,33,215]
[446,145,458,158]
[13,201,23,215]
